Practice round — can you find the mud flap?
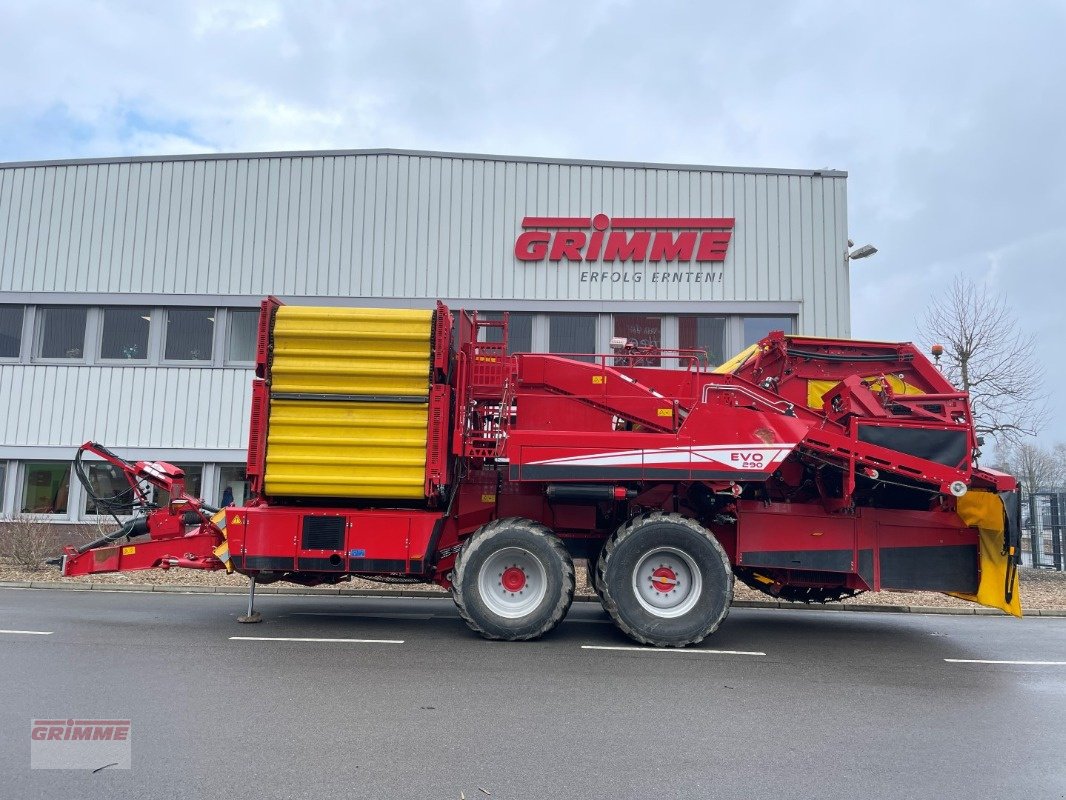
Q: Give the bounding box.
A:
[949,490,1022,617]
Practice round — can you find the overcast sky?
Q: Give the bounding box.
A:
[2,0,1064,445]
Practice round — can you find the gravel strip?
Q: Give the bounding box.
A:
[2,559,1063,612]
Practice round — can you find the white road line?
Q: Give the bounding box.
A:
[581,645,765,656]
[288,612,433,620]
[944,658,1066,666]
[229,636,404,644]
[0,629,53,636]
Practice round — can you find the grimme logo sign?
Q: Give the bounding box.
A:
[515,214,734,284]
[30,718,132,770]
[515,214,735,262]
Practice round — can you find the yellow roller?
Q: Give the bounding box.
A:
[264,306,434,500]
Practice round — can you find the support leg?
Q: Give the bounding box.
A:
[237,576,263,623]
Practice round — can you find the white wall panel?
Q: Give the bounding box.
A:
[0,365,251,454]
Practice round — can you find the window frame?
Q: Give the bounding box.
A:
[0,304,26,362]
[148,463,206,510]
[0,460,8,519]
[547,313,598,362]
[161,306,218,365]
[32,306,89,363]
[678,314,729,369]
[741,315,796,348]
[223,308,260,366]
[18,461,74,519]
[80,461,138,517]
[97,306,153,363]
[217,464,252,507]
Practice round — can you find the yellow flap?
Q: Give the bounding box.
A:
[950,491,1022,617]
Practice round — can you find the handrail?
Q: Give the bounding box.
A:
[701,382,796,416]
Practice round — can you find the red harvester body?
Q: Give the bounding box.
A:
[61,299,1021,646]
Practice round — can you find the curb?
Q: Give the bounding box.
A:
[2,580,1065,616]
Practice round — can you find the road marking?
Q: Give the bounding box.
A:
[229,636,404,644]
[288,612,433,620]
[944,658,1066,666]
[581,645,765,656]
[0,629,53,636]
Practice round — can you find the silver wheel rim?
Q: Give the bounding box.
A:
[632,546,702,618]
[478,546,548,619]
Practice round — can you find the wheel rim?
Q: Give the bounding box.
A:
[478,546,548,619]
[631,546,703,618]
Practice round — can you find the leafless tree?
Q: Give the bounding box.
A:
[919,275,1048,444]
[996,441,1064,493]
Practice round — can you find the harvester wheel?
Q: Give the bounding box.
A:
[598,512,733,647]
[586,555,606,605]
[452,517,575,641]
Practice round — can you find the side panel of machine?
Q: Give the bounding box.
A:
[226,506,440,575]
[735,501,980,594]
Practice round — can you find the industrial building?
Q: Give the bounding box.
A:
[0,149,849,521]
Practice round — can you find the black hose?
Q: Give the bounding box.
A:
[74,517,150,554]
[786,347,913,363]
[74,446,140,526]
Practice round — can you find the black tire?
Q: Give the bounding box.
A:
[598,512,733,647]
[586,555,606,604]
[452,517,575,641]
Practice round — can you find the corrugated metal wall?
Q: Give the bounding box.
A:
[0,151,848,332]
[0,365,250,451]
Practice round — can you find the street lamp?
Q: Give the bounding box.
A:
[846,238,878,261]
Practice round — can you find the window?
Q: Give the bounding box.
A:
[679,316,727,367]
[37,307,87,359]
[226,310,259,363]
[0,462,6,511]
[548,314,596,362]
[165,308,215,361]
[0,305,23,358]
[218,465,251,507]
[614,315,662,367]
[83,463,135,516]
[21,462,71,514]
[743,316,794,347]
[100,307,151,360]
[151,464,204,507]
[481,312,534,354]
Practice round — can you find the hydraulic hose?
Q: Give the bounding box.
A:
[74,516,150,555]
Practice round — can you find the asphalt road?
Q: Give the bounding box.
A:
[1,588,1064,800]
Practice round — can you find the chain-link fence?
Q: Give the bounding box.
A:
[1020,491,1065,570]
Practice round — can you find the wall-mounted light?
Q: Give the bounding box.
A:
[846,239,878,262]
